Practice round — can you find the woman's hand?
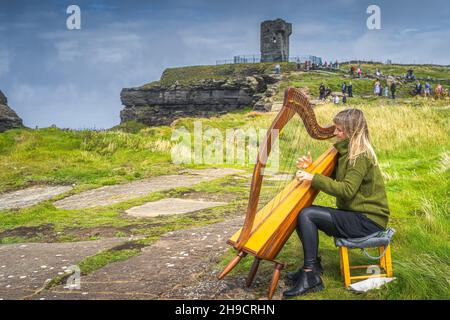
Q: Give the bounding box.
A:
[296,170,314,182]
[296,151,313,169]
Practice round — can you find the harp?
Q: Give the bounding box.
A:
[218,87,338,299]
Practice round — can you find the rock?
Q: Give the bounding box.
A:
[252,81,281,112]
[0,90,23,133]
[120,74,279,127]
[253,100,273,112]
[0,90,7,105]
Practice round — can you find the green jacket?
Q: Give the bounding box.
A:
[311,138,390,228]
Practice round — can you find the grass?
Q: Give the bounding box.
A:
[142,62,301,87]
[44,244,144,292]
[1,62,449,300]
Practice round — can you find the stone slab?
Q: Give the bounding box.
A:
[0,186,73,210]
[54,168,246,210]
[0,238,127,300]
[125,198,228,218]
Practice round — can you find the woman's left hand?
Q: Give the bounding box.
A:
[296,170,314,182]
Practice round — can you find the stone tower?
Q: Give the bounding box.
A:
[260,18,292,62]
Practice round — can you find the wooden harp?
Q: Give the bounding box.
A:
[218,87,337,299]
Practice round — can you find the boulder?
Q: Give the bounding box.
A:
[0,90,24,132]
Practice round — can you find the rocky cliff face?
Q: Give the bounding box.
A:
[0,90,23,133]
[120,74,279,126]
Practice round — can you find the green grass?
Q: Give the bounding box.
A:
[44,245,143,292]
[142,62,301,87]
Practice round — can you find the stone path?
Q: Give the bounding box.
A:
[54,168,245,210]
[33,218,281,300]
[0,167,288,300]
[0,238,127,300]
[125,198,228,218]
[0,185,73,210]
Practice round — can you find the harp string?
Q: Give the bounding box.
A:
[257,112,304,218]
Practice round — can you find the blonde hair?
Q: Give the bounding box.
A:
[333,109,378,167]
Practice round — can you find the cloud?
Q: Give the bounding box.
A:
[38,29,143,64]
[350,28,450,64]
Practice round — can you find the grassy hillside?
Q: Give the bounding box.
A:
[142,62,300,87]
[0,62,449,300]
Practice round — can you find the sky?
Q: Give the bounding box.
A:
[1,0,449,129]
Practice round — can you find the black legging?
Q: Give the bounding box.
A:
[296,205,341,270]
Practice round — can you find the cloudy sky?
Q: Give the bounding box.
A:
[1,0,449,129]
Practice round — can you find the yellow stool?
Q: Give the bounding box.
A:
[338,244,393,288]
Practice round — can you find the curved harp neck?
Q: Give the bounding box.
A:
[235,88,336,250]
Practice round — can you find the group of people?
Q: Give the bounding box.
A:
[374,79,397,99]
[316,65,447,102]
[415,80,435,97]
[341,82,353,97]
[296,60,340,72]
[318,82,354,105]
[414,80,448,98]
[349,66,363,78]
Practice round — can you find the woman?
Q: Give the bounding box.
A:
[283,108,390,298]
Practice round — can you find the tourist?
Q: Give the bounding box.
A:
[342,82,347,95]
[334,95,340,105]
[374,80,381,96]
[375,68,382,77]
[284,109,390,298]
[342,94,347,104]
[357,67,362,78]
[390,82,396,99]
[415,81,422,96]
[384,86,389,97]
[275,64,281,74]
[347,82,353,97]
[425,82,431,97]
[435,83,443,98]
[319,83,326,100]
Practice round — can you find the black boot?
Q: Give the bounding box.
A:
[283,270,324,298]
[285,256,323,283]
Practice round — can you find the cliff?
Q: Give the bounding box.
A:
[120,72,280,126]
